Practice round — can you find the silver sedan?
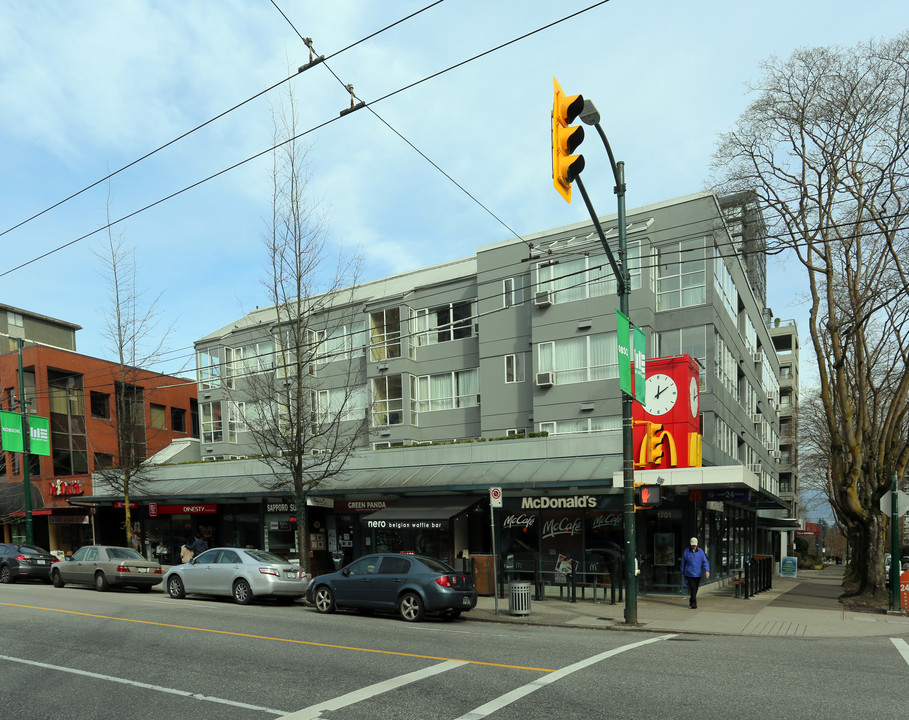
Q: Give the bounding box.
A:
[163,547,310,605]
[50,545,162,592]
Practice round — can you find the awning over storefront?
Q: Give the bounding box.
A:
[362,496,481,529]
[0,481,45,517]
[757,516,802,531]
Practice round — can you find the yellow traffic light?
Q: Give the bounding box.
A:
[552,77,585,202]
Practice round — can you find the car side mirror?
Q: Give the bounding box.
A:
[64,557,72,562]
[341,568,350,577]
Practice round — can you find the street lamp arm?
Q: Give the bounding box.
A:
[574,176,626,296]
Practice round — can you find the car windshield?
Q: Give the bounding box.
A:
[243,549,288,565]
[106,547,146,560]
[415,556,456,573]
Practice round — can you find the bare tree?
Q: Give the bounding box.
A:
[712,33,909,601]
[239,83,366,575]
[93,196,174,550]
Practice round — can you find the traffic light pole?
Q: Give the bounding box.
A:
[575,162,637,625]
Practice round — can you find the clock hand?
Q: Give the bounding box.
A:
[654,385,664,399]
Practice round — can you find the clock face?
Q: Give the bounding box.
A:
[689,376,699,417]
[645,373,678,416]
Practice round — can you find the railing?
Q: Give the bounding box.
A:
[498,556,625,605]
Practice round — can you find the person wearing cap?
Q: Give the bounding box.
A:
[680,537,710,609]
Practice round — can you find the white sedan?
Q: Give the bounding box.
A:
[164,547,309,605]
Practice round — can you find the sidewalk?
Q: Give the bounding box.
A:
[466,566,909,638]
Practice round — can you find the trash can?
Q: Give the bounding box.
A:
[508,581,532,616]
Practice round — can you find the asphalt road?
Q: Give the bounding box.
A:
[1,581,907,720]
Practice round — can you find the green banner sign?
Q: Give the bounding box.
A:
[617,310,647,403]
[616,310,632,397]
[633,324,647,405]
[28,415,51,456]
[0,411,24,453]
[0,412,51,456]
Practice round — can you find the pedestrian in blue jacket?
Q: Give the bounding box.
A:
[680,537,710,609]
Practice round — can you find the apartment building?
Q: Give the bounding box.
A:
[84,190,794,590]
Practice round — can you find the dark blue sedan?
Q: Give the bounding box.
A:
[305,553,477,622]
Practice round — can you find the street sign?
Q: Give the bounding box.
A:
[617,310,646,402]
[880,491,909,515]
[633,324,646,405]
[28,415,51,456]
[0,411,24,453]
[489,487,503,508]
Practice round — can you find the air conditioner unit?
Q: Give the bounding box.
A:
[536,372,554,387]
[534,290,553,308]
[752,352,762,363]
[748,463,762,475]
[766,391,777,401]
[752,413,762,425]
[772,450,781,460]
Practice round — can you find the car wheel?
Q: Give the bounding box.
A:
[167,575,185,599]
[313,585,336,614]
[398,592,424,622]
[233,578,253,605]
[50,569,65,588]
[0,565,12,584]
[94,572,110,592]
[442,609,462,621]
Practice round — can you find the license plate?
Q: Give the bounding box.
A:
[37,560,46,565]
[137,567,148,573]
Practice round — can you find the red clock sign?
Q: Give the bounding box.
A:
[632,354,702,470]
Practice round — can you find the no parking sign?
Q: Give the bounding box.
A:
[489,487,503,508]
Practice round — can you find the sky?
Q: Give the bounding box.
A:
[0,0,903,394]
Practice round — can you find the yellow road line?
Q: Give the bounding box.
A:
[0,602,554,673]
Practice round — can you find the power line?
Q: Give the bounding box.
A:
[0,1,448,242]
[0,1,614,279]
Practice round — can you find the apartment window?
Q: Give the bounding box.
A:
[658,326,707,373]
[505,429,524,437]
[537,242,642,304]
[48,370,88,476]
[412,301,475,348]
[201,402,223,443]
[149,404,167,430]
[713,332,737,397]
[93,453,114,471]
[780,365,792,380]
[320,322,366,363]
[713,250,737,322]
[240,340,276,374]
[227,401,245,443]
[657,238,707,310]
[313,386,367,425]
[372,375,404,426]
[7,311,23,328]
[171,407,187,433]
[505,353,525,383]
[411,369,479,417]
[197,348,221,389]
[537,333,618,385]
[90,391,110,419]
[503,277,526,308]
[539,417,619,435]
[780,392,792,408]
[369,308,401,362]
